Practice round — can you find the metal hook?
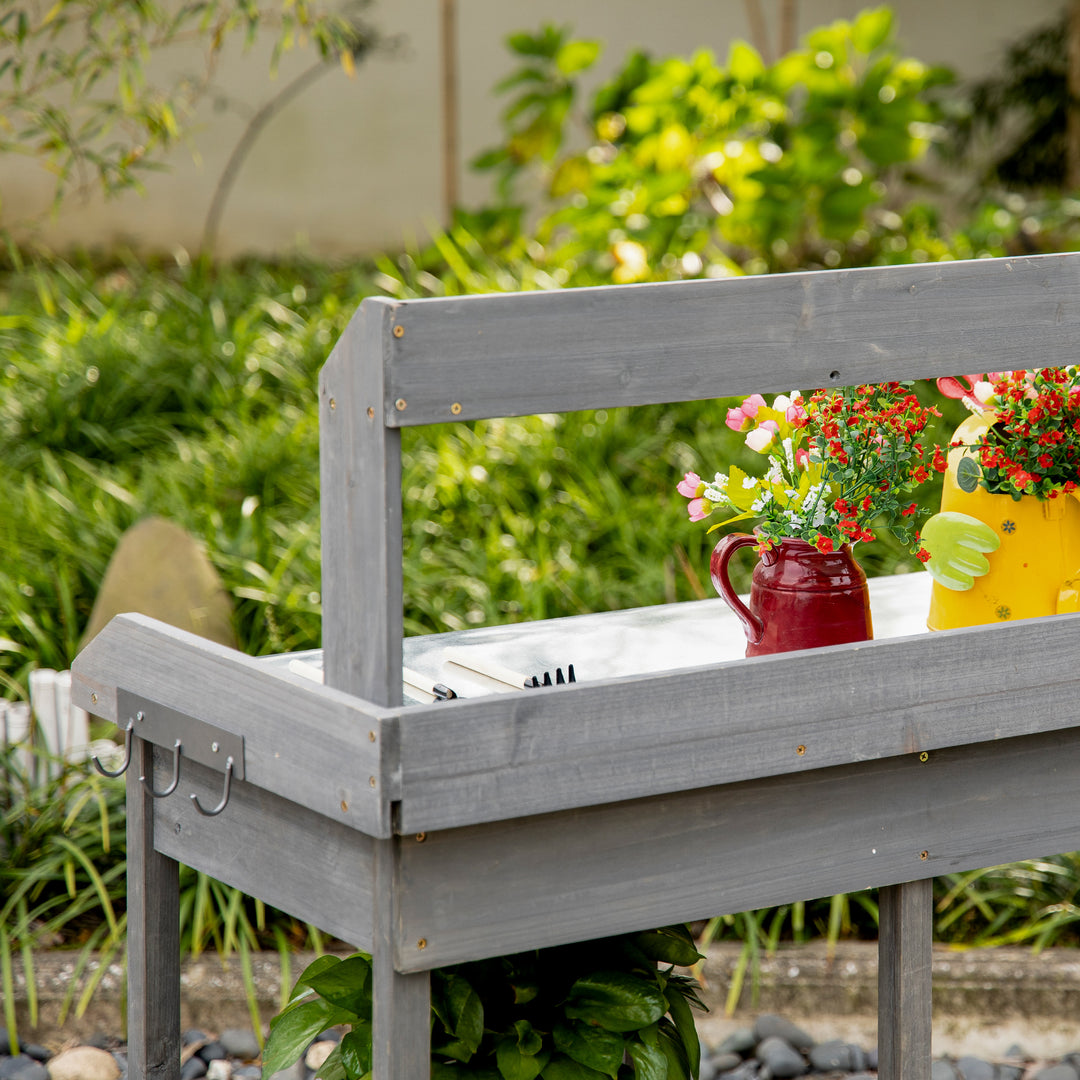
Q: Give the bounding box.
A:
[92,720,134,778]
[140,739,182,798]
[190,755,234,817]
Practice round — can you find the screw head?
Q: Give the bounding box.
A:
[329,397,336,410]
[368,730,377,742]
[367,406,375,419]
[919,751,929,762]
[417,938,427,950]
[369,776,377,788]
[392,324,405,338]
[919,850,929,861]
[211,741,220,753]
[395,398,407,411]
[451,402,462,415]
[796,745,806,756]
[91,692,98,704]
[416,832,427,843]
[341,799,349,813]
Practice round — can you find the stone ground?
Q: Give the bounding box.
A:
[10,941,1080,1071]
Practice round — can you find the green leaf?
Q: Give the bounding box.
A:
[306,955,373,1016]
[662,987,700,1077]
[627,1032,667,1080]
[286,954,343,1003]
[956,455,981,494]
[851,7,894,54]
[658,1024,690,1080]
[261,1000,356,1077]
[497,1035,549,1080]
[433,973,484,1062]
[513,1020,544,1056]
[556,40,601,76]
[541,1054,609,1080]
[727,40,764,84]
[313,1044,347,1080]
[338,1026,373,1079]
[554,1022,624,1075]
[564,972,666,1033]
[634,926,704,968]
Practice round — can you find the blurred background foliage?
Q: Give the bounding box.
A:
[6,4,1080,1013]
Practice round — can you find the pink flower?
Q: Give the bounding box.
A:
[725,394,768,431]
[725,406,749,432]
[676,471,704,498]
[741,394,767,418]
[687,498,709,521]
[794,447,810,468]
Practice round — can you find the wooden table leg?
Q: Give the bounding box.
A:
[372,838,431,1080]
[878,878,933,1080]
[127,737,181,1080]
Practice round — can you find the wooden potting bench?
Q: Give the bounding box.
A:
[72,252,1080,1080]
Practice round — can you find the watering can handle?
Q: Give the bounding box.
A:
[710,533,765,645]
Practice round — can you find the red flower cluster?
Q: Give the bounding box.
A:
[966,368,1080,500]
[794,382,944,559]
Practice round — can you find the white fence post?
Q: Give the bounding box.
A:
[3,669,97,785]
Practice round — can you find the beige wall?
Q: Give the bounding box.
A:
[2,0,1066,260]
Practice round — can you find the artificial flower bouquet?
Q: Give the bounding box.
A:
[940,367,1080,500]
[677,383,946,558]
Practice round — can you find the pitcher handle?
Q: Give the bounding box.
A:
[710,533,765,645]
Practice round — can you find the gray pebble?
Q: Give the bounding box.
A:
[1004,1046,1028,1061]
[198,1042,228,1063]
[0,1059,48,1080]
[711,1053,743,1073]
[182,1031,209,1047]
[718,1029,758,1057]
[180,1056,208,1080]
[718,1062,759,1080]
[1033,1067,1080,1080]
[998,1068,1024,1080]
[808,1040,863,1072]
[932,1061,960,1080]
[85,1035,112,1051]
[956,1056,996,1080]
[753,1015,814,1052]
[219,1031,261,1062]
[755,1036,807,1078]
[18,1048,47,1065]
[233,1068,263,1080]
[866,1047,878,1071]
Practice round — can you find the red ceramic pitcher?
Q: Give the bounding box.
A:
[710,534,873,657]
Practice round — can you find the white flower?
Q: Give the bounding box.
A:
[745,426,775,453]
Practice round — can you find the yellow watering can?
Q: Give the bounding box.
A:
[925,412,1080,630]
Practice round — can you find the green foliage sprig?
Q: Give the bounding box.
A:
[263,928,707,1080]
[0,0,376,222]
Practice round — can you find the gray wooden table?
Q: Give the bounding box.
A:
[72,253,1080,1080]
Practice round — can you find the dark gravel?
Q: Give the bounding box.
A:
[3,1014,1080,1078]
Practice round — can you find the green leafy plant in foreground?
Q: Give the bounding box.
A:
[263,927,707,1080]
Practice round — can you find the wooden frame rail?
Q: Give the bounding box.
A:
[71,251,1080,1080]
